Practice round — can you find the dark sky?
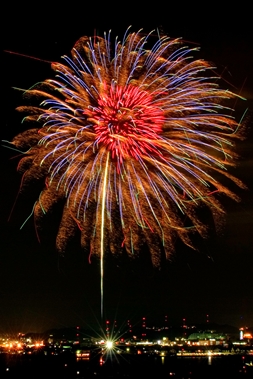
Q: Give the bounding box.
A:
[1,5,253,334]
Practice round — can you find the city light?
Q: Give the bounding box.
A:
[106,340,114,350]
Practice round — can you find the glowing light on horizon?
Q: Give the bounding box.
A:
[105,340,114,350]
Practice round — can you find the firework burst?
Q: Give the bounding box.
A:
[10,29,245,269]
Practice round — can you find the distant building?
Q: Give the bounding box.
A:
[187,331,226,346]
[239,327,253,342]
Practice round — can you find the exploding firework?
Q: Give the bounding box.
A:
[10,29,245,269]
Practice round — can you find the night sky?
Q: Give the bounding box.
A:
[1,4,253,334]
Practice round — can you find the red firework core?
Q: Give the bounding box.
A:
[84,84,165,166]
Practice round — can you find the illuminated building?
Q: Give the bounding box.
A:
[187,332,226,346]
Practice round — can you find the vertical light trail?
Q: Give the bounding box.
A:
[100,152,110,321]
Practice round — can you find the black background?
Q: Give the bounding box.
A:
[1,3,253,334]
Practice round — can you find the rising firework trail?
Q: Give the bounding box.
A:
[7,28,246,319]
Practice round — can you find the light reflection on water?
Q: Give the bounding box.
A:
[1,353,252,378]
